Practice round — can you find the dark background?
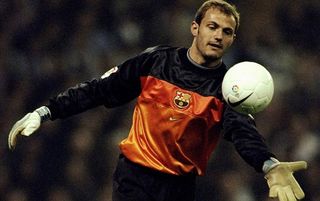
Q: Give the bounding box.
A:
[0,0,319,200]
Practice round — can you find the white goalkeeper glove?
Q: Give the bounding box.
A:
[263,157,307,201]
[8,106,51,150]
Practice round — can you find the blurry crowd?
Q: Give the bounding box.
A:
[0,0,319,201]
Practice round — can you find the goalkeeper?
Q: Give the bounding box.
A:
[8,1,306,201]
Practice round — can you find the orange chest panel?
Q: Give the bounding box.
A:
[120,76,224,175]
[140,76,224,121]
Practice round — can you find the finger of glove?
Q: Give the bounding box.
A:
[289,177,305,199]
[284,186,297,201]
[278,188,288,201]
[8,113,31,149]
[287,161,307,172]
[8,129,18,150]
[269,186,278,198]
[8,113,32,149]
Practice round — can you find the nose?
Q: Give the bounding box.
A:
[214,28,223,41]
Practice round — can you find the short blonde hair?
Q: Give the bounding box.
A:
[194,0,240,32]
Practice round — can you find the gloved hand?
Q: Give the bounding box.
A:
[264,159,307,201]
[8,106,51,150]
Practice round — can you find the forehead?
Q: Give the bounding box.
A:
[202,8,236,30]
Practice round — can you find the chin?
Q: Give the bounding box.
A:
[204,53,221,61]
[206,49,223,57]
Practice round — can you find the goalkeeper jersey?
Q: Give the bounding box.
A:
[47,45,274,176]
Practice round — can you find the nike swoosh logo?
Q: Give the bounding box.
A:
[227,92,253,107]
[169,117,180,121]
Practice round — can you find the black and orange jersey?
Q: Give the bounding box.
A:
[47,45,274,176]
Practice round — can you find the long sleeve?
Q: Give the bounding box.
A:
[46,46,170,120]
[222,106,275,172]
[47,75,140,120]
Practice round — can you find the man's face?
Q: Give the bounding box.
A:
[191,8,236,64]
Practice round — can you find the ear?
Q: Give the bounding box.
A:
[191,21,199,37]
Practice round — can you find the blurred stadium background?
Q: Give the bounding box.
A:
[0,0,319,200]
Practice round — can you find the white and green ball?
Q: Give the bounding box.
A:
[222,61,274,115]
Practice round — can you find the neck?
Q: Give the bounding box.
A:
[188,47,222,69]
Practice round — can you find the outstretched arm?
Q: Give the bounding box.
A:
[222,106,307,200]
[222,106,274,172]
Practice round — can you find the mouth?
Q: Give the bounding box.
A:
[208,43,223,49]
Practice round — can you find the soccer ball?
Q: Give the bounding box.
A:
[222,61,274,115]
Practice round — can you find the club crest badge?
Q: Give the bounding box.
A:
[174,91,192,109]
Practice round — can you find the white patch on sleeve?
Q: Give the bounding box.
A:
[101,66,119,79]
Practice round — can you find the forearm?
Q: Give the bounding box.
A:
[223,106,275,172]
[47,79,109,120]
[231,127,275,172]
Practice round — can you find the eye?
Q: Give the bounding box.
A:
[223,28,234,36]
[208,23,218,30]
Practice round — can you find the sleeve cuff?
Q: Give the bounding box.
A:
[35,106,52,122]
[262,157,280,173]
